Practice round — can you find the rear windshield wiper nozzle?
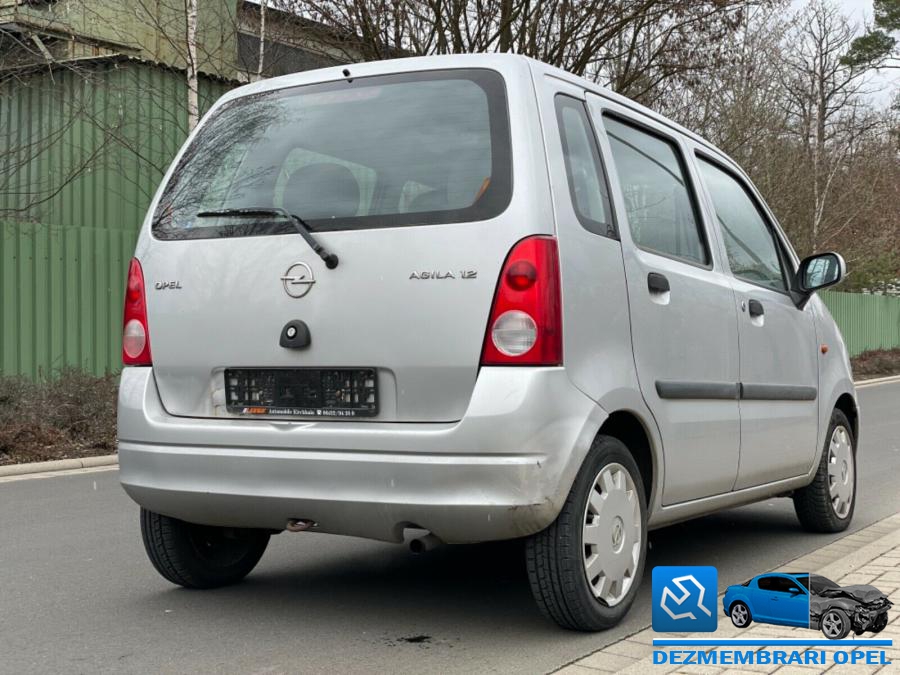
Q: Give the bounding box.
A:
[196,207,339,269]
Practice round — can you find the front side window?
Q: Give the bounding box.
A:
[697,158,787,292]
[152,69,512,239]
[603,116,708,265]
[555,96,614,237]
[757,577,778,591]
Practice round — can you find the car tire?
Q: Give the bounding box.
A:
[140,508,270,589]
[729,601,752,628]
[871,612,888,633]
[820,608,851,639]
[793,409,856,533]
[526,435,648,631]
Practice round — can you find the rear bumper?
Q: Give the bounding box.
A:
[118,366,605,543]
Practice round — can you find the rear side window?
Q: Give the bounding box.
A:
[555,96,614,237]
[697,158,787,292]
[152,69,512,239]
[603,116,708,266]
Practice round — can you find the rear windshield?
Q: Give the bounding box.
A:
[152,69,512,239]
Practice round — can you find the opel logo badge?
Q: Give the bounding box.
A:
[281,262,315,298]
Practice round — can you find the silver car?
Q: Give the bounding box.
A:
[118,54,858,631]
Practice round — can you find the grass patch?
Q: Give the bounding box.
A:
[0,369,118,466]
[851,348,900,380]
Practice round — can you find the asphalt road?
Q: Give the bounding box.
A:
[1,381,898,675]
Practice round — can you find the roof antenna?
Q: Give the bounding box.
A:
[342,68,353,83]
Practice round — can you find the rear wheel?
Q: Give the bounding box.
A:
[140,508,270,589]
[820,608,851,639]
[730,601,752,628]
[526,435,647,631]
[793,409,855,533]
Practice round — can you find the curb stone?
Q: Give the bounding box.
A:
[0,454,118,478]
[555,511,900,674]
[854,374,900,388]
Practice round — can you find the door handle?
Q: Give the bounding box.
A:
[648,272,670,294]
[748,299,764,317]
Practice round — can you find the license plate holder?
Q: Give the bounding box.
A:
[225,368,378,418]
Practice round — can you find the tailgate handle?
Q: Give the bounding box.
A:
[280,320,311,349]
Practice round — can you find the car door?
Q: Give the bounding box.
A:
[753,576,780,621]
[759,576,809,627]
[694,156,819,489]
[778,578,811,627]
[587,95,741,505]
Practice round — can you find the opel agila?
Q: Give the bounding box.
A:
[118,54,858,631]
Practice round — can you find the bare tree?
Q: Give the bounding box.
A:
[186,0,201,130]
[258,0,268,79]
[779,1,874,253]
[284,0,771,103]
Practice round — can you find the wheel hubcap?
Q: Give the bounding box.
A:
[823,611,843,638]
[732,605,748,625]
[581,462,642,607]
[827,426,854,518]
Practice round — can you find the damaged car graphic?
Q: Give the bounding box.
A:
[808,574,892,639]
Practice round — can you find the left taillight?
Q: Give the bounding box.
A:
[122,258,152,366]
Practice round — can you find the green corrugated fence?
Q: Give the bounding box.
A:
[1,60,233,378]
[821,291,900,358]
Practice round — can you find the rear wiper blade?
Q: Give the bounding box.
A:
[196,207,339,269]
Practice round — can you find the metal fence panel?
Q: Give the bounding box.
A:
[1,61,232,378]
[821,291,900,357]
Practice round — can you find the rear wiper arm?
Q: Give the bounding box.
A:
[196,207,339,269]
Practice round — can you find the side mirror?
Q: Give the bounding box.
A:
[796,252,845,294]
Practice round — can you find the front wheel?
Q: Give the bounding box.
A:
[821,608,851,639]
[730,601,752,628]
[871,612,888,633]
[794,409,856,533]
[526,435,648,631]
[140,508,270,589]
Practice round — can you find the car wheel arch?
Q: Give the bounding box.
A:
[834,394,858,445]
[595,410,656,506]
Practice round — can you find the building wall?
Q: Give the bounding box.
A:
[0,0,240,79]
[1,60,232,377]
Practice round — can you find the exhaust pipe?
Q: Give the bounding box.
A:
[286,518,316,532]
[409,533,441,554]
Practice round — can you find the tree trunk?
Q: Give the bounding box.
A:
[185,0,200,131]
[257,0,266,80]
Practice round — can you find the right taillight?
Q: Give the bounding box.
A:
[481,236,562,366]
[122,258,152,366]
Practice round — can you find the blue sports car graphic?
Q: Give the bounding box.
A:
[723,572,893,639]
[723,573,810,631]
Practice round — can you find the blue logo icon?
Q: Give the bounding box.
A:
[652,566,718,632]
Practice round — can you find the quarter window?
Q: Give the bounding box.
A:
[603,116,708,265]
[555,96,614,237]
[697,158,787,292]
